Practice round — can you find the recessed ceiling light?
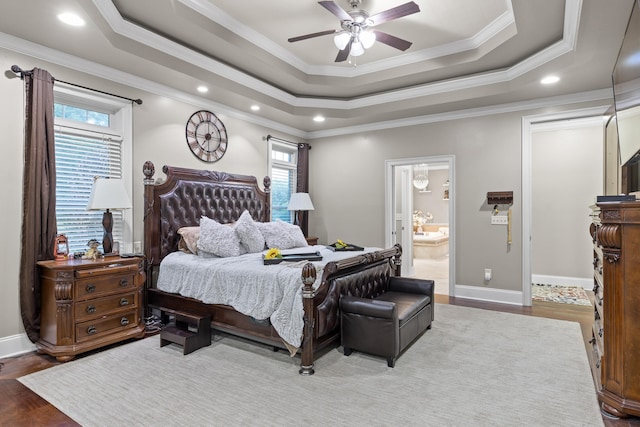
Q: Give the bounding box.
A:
[540,75,560,85]
[197,86,208,93]
[57,12,85,27]
[251,105,260,111]
[313,115,325,122]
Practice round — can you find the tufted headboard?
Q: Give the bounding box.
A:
[142,161,271,278]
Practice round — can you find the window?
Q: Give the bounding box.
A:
[268,140,298,222]
[53,86,132,253]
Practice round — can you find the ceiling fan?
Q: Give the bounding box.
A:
[288,0,420,62]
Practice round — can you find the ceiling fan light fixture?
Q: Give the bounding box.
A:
[334,32,351,50]
[360,30,376,49]
[350,41,365,56]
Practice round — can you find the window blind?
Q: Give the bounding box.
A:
[55,126,124,253]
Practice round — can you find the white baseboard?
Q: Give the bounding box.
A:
[0,333,36,359]
[532,274,592,290]
[453,284,523,306]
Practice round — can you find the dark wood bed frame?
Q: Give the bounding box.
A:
[142,161,402,374]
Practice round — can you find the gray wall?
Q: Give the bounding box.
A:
[0,46,609,351]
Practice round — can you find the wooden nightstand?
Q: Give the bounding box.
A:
[36,256,146,362]
[305,236,318,245]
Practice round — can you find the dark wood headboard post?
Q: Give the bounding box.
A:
[142,161,157,289]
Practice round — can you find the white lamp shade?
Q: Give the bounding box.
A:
[350,41,365,57]
[334,32,351,50]
[87,177,132,210]
[360,30,376,49]
[287,193,315,211]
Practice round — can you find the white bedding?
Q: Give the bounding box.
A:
[156,245,377,350]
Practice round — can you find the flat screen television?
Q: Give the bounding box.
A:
[613,0,640,167]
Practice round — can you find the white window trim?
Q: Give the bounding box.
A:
[53,85,134,253]
[268,139,298,222]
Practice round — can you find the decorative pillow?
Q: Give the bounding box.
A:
[198,216,242,257]
[256,221,297,249]
[277,220,308,247]
[235,210,266,253]
[177,226,200,254]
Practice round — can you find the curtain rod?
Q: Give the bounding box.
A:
[10,65,143,105]
[265,134,311,149]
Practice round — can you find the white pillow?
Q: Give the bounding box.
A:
[277,220,308,247]
[257,221,297,249]
[235,210,265,253]
[198,216,242,257]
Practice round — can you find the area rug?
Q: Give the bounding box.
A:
[532,283,592,306]
[19,304,603,427]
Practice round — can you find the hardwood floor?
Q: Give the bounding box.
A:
[1,296,638,426]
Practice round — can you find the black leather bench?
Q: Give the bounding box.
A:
[339,276,434,367]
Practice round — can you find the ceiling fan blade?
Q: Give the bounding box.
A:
[368,1,420,26]
[288,29,338,43]
[318,1,352,21]
[372,30,413,51]
[335,38,353,62]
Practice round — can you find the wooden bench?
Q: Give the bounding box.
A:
[160,309,211,355]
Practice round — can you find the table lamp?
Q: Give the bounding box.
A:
[87,177,132,254]
[287,192,314,230]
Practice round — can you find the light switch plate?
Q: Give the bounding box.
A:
[491,215,508,225]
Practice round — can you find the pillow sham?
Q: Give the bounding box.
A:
[235,210,266,253]
[177,226,200,254]
[277,220,308,247]
[257,221,297,249]
[198,216,242,257]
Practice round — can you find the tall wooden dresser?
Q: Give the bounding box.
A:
[37,256,146,362]
[590,201,640,417]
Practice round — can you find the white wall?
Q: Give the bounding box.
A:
[413,168,449,225]
[531,120,604,282]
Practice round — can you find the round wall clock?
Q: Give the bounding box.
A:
[185,110,228,162]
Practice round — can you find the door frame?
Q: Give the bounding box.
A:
[385,155,456,294]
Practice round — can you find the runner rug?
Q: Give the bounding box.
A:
[19,304,602,426]
[532,283,592,306]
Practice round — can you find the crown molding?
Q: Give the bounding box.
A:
[1,28,607,141]
[177,0,517,78]
[306,89,611,139]
[91,0,582,111]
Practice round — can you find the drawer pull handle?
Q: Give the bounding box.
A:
[86,284,96,293]
[120,278,129,287]
[120,317,129,326]
[87,326,97,335]
[86,305,97,314]
[119,298,129,306]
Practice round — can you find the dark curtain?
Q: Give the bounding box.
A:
[297,143,310,236]
[19,68,57,343]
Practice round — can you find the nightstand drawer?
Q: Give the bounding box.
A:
[76,310,139,342]
[75,273,136,299]
[75,292,138,321]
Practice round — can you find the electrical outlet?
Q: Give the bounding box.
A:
[491,215,508,225]
[133,241,142,253]
[484,268,492,281]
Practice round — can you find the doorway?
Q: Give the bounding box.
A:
[385,156,455,296]
[522,107,608,305]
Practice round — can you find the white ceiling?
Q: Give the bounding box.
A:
[0,0,635,138]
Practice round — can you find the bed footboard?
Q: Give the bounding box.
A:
[299,244,402,374]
